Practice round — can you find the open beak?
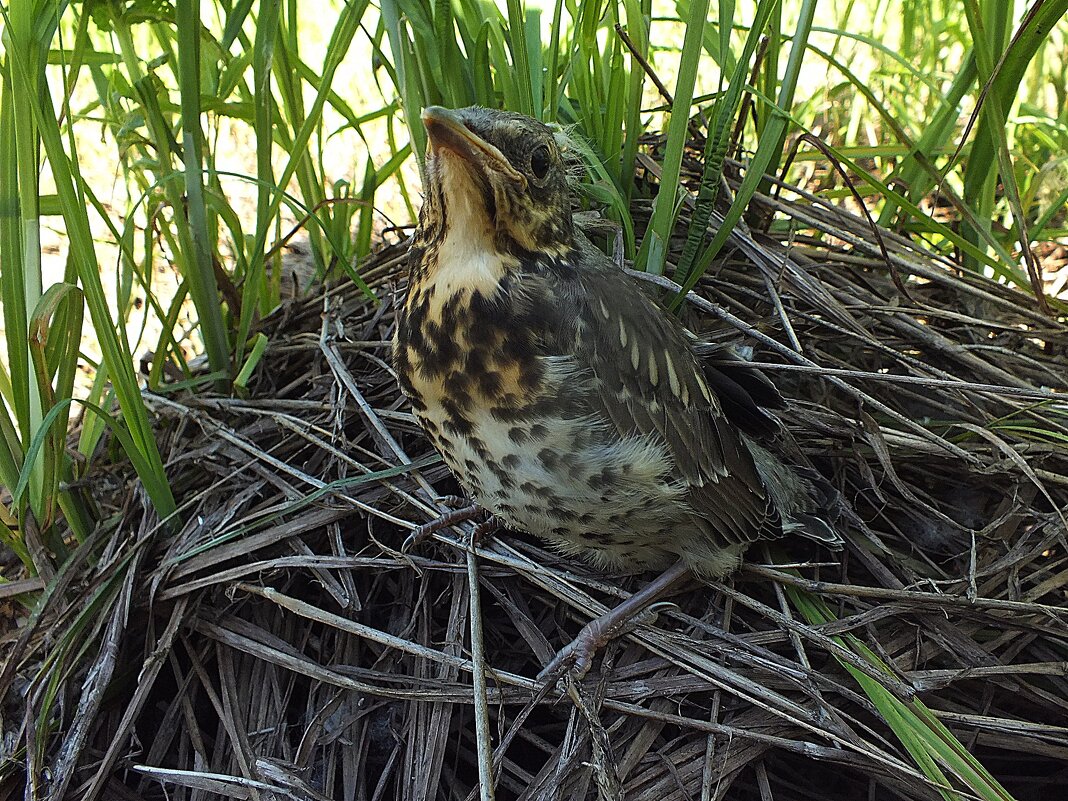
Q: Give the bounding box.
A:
[421,106,526,187]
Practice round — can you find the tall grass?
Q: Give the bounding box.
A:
[0,2,404,580]
[1,3,176,565]
[382,0,650,252]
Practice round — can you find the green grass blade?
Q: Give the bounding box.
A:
[505,0,535,117]
[638,0,709,275]
[675,0,777,285]
[679,0,818,295]
[175,0,232,384]
[239,0,283,362]
[961,0,1067,292]
[4,9,177,522]
[789,587,1016,801]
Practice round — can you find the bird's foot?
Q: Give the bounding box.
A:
[470,515,501,545]
[435,494,471,510]
[404,502,486,551]
[537,560,693,689]
[537,618,611,686]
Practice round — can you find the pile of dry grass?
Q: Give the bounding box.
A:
[2,147,1067,801]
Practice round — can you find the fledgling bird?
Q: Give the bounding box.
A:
[394,105,838,676]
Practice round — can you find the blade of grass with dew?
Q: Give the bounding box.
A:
[564,2,604,156]
[436,3,483,108]
[385,104,419,218]
[470,19,496,105]
[688,0,738,74]
[637,0,709,275]
[353,162,377,264]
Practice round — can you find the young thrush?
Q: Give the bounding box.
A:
[394,106,838,677]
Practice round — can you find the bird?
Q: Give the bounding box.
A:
[393,105,839,678]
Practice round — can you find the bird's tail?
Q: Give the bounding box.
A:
[744,437,844,549]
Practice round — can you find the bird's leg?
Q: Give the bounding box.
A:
[538,559,692,685]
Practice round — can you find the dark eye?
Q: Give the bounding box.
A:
[530,145,552,180]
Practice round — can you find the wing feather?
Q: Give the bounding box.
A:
[567,256,778,547]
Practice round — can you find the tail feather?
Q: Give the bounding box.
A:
[745,436,843,549]
[787,513,843,548]
[694,342,785,437]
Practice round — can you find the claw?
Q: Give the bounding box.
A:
[470,516,501,544]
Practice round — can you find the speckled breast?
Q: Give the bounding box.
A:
[394,256,690,570]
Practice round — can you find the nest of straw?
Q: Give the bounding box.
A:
[3,142,1068,801]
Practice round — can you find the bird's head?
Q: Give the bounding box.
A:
[419,106,574,258]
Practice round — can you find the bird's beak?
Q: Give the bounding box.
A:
[421,106,526,187]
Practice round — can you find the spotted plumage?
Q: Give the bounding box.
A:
[394,105,837,579]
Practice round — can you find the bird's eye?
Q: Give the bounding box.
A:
[530,145,552,180]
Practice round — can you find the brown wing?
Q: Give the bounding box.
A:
[567,256,780,546]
